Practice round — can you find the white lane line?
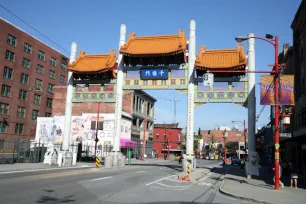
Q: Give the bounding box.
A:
[156,182,189,188]
[0,165,90,175]
[135,171,146,174]
[146,175,176,186]
[91,176,112,181]
[166,178,189,183]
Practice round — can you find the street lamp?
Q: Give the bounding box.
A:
[235,34,281,190]
[232,120,247,161]
[223,129,228,162]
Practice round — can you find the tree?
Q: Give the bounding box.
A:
[198,128,201,137]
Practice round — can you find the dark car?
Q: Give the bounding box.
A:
[231,156,242,165]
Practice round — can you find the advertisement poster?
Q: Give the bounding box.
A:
[35,117,64,144]
[260,75,294,105]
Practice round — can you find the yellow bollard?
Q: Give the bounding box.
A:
[96,157,100,168]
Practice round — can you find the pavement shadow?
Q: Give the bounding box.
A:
[36,189,75,203]
[129,163,182,172]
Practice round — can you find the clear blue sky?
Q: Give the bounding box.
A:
[0,0,301,132]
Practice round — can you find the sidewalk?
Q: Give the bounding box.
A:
[0,162,94,173]
[220,165,306,204]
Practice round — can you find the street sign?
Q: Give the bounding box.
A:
[280,133,291,138]
[140,68,168,80]
[203,73,214,86]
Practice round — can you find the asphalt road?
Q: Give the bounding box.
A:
[0,159,254,204]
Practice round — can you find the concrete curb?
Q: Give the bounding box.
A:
[194,167,215,181]
[219,174,278,204]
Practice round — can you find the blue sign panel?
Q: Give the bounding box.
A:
[140,69,168,80]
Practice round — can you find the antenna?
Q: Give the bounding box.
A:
[158,97,181,124]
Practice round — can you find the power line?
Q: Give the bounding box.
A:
[0,4,68,55]
[0,4,98,72]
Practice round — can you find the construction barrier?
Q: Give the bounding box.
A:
[95,157,100,168]
[187,163,191,177]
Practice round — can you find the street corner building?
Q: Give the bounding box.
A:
[0,18,69,152]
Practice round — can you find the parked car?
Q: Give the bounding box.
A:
[231,156,242,165]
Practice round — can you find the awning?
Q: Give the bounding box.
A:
[120,138,136,148]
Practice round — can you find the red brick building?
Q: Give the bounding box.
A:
[152,123,183,159]
[52,86,133,116]
[0,18,68,142]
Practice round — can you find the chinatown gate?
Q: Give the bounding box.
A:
[64,20,255,175]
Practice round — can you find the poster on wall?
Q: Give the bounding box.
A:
[260,75,295,105]
[35,117,64,144]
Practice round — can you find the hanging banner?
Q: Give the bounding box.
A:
[260,75,294,105]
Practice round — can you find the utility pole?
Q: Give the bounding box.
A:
[159,97,181,124]
[94,102,101,157]
[142,117,147,161]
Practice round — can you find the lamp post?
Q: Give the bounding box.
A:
[94,102,101,157]
[223,129,228,161]
[142,117,147,161]
[232,120,247,160]
[235,34,280,190]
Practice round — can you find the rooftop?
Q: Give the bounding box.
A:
[120,30,187,57]
[154,123,182,129]
[68,50,117,73]
[195,45,246,70]
[0,18,67,58]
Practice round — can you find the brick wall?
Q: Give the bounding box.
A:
[52,86,133,116]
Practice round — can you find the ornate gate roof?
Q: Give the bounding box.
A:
[195,45,246,70]
[68,50,117,73]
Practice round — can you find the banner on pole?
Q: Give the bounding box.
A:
[260,75,295,105]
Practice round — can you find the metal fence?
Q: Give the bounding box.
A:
[0,140,154,164]
[0,140,47,164]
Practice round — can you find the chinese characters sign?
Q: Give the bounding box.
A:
[140,69,168,80]
[260,75,295,105]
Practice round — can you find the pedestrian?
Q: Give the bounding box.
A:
[290,163,298,188]
[273,164,284,188]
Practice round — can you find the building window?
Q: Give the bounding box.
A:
[143,80,148,85]
[125,80,130,85]
[163,134,166,140]
[7,34,17,47]
[0,121,7,133]
[35,79,42,90]
[134,80,139,85]
[50,57,56,67]
[0,103,9,115]
[32,110,39,120]
[38,50,45,61]
[0,140,4,149]
[19,90,27,101]
[3,67,13,80]
[24,43,32,54]
[34,94,41,105]
[152,80,157,85]
[45,112,52,117]
[15,124,24,134]
[61,58,68,71]
[37,64,44,74]
[171,79,176,85]
[47,98,52,108]
[49,70,56,79]
[1,85,11,97]
[156,134,159,140]
[20,73,29,85]
[5,50,15,62]
[178,134,180,141]
[22,58,31,69]
[162,80,167,85]
[302,110,306,127]
[48,83,54,93]
[60,75,65,84]
[17,106,25,118]
[180,79,185,85]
